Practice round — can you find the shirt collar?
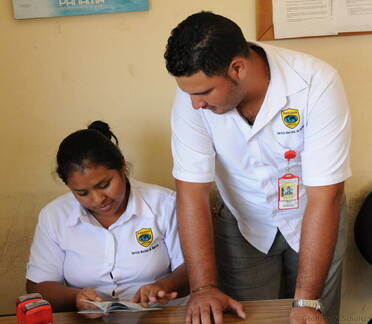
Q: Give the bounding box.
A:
[107,178,155,229]
[254,41,308,97]
[235,42,308,139]
[66,194,86,227]
[126,178,154,219]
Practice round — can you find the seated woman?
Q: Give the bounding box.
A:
[26,121,188,315]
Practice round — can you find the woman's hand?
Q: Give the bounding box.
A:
[76,288,104,319]
[131,283,178,307]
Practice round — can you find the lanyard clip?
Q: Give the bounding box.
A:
[284,150,297,172]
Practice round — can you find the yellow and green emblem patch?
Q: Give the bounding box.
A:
[281,108,300,129]
[136,228,153,247]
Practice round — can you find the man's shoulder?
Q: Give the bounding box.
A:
[261,42,337,80]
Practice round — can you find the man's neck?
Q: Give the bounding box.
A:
[237,46,270,125]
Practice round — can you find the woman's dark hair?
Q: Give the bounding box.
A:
[56,121,125,184]
[164,11,250,77]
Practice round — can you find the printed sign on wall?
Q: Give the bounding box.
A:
[12,0,148,19]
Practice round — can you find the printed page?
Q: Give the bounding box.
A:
[334,0,372,32]
[78,300,161,314]
[272,0,337,39]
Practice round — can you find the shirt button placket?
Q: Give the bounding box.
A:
[106,230,117,298]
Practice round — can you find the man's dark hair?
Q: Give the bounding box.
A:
[164,11,249,77]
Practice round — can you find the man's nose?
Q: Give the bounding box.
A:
[191,96,208,109]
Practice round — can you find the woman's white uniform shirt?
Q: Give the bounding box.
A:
[26,179,184,301]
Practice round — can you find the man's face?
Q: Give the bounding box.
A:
[175,71,245,114]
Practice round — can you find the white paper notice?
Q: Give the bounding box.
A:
[273,0,337,39]
[272,0,372,39]
[335,0,372,32]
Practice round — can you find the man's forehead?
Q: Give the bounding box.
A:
[175,72,220,94]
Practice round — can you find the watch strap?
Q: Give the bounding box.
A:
[292,299,323,313]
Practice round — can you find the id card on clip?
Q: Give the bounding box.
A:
[278,173,299,210]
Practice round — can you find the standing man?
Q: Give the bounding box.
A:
[164,11,351,324]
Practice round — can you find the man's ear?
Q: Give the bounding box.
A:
[228,56,248,82]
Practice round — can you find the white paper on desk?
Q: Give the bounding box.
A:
[273,0,337,39]
[334,0,372,32]
[78,300,161,314]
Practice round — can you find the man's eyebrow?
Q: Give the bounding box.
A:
[189,88,213,96]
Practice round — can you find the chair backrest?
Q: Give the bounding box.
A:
[354,192,372,266]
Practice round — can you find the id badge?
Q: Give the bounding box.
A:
[278,173,299,210]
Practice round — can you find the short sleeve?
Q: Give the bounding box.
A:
[171,88,216,183]
[162,193,184,271]
[26,209,65,283]
[301,72,352,186]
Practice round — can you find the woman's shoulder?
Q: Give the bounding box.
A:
[130,178,176,212]
[39,192,80,221]
[131,178,175,200]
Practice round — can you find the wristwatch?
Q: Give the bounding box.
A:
[292,299,323,313]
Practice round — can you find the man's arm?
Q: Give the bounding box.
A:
[290,182,344,324]
[175,180,245,324]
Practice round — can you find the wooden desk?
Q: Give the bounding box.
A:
[1,299,291,323]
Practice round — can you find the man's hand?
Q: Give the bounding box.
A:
[131,283,178,307]
[290,307,327,324]
[75,288,103,319]
[186,287,246,324]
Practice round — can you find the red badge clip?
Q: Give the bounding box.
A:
[284,150,296,162]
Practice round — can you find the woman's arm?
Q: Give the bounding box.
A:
[26,279,81,312]
[154,263,189,297]
[131,264,189,306]
[27,280,105,319]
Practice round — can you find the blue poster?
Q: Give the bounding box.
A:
[12,0,148,19]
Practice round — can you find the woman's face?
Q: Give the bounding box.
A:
[66,164,127,221]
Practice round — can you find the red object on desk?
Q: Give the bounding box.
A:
[22,300,53,324]
[16,294,53,324]
[16,293,43,322]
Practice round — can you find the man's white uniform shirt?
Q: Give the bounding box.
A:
[26,179,184,301]
[171,43,351,253]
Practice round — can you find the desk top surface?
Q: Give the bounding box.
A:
[2,299,291,324]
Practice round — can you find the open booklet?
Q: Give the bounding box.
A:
[78,300,162,314]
